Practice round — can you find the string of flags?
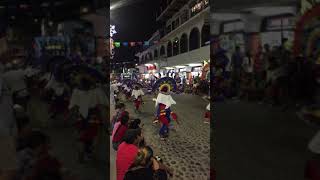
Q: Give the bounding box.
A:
[112,40,160,48]
[112,39,213,48]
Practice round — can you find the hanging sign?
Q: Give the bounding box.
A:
[34,36,70,58]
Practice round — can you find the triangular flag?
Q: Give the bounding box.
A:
[122,42,129,46]
[153,41,159,44]
[144,41,149,46]
[130,42,136,47]
[114,42,121,48]
[137,42,143,46]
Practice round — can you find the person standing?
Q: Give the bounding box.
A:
[231,46,244,97]
[131,86,144,113]
[155,86,177,140]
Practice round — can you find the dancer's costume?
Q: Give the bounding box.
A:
[45,76,68,116]
[122,84,131,99]
[204,103,210,119]
[131,88,144,111]
[69,86,107,157]
[155,86,177,138]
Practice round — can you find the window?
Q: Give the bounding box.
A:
[189,27,200,51]
[167,41,173,57]
[154,49,158,59]
[201,24,210,46]
[180,33,188,53]
[173,37,179,56]
[166,25,172,34]
[265,16,296,31]
[180,9,189,24]
[160,46,166,56]
[223,21,244,33]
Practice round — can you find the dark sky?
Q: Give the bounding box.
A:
[110,0,160,63]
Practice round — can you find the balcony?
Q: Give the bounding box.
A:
[161,7,209,42]
[157,0,189,22]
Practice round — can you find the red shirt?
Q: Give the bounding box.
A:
[116,142,139,180]
[112,123,128,143]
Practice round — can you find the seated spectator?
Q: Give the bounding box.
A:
[116,128,143,180]
[124,146,173,180]
[124,146,155,180]
[111,103,128,130]
[128,119,142,129]
[112,114,130,151]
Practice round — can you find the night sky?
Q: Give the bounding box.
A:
[110,0,160,64]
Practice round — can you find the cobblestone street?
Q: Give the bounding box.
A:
[110,93,211,180]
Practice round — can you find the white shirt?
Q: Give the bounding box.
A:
[155,93,176,109]
[69,87,108,118]
[111,83,119,93]
[243,57,253,73]
[45,77,64,96]
[131,89,144,99]
[123,84,131,92]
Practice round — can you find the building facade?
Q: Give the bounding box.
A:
[210,0,298,70]
[136,0,210,79]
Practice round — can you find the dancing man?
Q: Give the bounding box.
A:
[122,83,131,100]
[131,85,144,113]
[155,85,177,140]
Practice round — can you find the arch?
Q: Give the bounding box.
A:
[167,41,173,57]
[160,45,166,56]
[148,52,153,60]
[154,49,158,59]
[189,27,200,51]
[173,37,180,56]
[144,55,148,62]
[201,24,210,46]
[180,33,188,53]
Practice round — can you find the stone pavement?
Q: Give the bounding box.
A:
[214,100,318,180]
[110,93,210,180]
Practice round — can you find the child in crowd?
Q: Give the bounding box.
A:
[109,103,129,135]
[112,114,130,151]
[111,103,127,130]
[129,119,142,129]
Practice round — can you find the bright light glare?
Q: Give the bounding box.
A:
[188,63,202,67]
[175,65,186,68]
